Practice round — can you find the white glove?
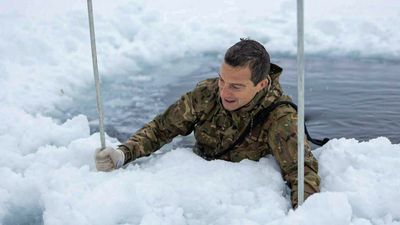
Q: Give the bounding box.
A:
[95,147,125,172]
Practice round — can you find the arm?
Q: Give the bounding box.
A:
[267,107,320,208]
[119,91,198,164]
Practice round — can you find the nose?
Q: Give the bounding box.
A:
[219,85,232,98]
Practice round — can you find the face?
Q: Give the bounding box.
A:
[218,63,268,111]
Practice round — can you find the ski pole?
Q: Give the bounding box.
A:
[87,0,106,149]
[297,0,305,206]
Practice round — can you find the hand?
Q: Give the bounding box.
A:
[95,147,125,172]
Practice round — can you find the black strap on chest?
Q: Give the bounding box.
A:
[211,101,329,159]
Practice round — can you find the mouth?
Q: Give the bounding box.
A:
[223,98,236,104]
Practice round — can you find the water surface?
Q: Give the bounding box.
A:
[63,56,400,145]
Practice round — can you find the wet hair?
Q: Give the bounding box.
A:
[224,38,270,85]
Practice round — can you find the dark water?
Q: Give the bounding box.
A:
[277,57,400,144]
[62,56,400,145]
[165,56,400,144]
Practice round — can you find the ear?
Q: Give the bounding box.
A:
[256,79,268,91]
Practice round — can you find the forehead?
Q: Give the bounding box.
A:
[219,63,252,83]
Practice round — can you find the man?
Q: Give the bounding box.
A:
[95,38,320,208]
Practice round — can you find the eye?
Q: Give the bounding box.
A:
[231,85,241,90]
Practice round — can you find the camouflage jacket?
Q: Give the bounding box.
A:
[119,63,320,207]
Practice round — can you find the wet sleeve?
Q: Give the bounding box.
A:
[118,91,198,164]
[267,109,320,208]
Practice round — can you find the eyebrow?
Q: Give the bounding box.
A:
[218,73,246,87]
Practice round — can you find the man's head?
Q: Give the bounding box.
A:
[219,38,270,111]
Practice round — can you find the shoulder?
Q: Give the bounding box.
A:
[189,78,219,115]
[194,78,218,92]
[190,78,219,101]
[269,95,297,120]
[260,95,298,132]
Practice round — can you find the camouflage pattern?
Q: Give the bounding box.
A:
[119,63,320,207]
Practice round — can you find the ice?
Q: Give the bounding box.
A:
[1,108,399,224]
[1,0,400,224]
[319,138,400,221]
[1,0,399,114]
[0,112,400,224]
[268,192,353,225]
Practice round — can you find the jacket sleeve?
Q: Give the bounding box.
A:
[118,91,198,164]
[266,107,320,208]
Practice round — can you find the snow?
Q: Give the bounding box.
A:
[318,138,400,222]
[1,0,400,224]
